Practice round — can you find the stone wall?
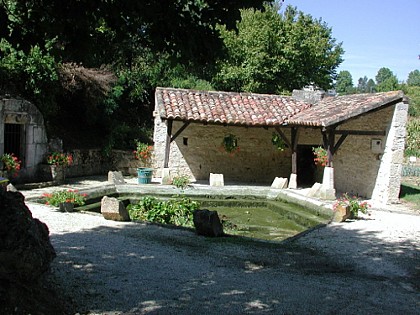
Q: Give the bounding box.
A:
[371,102,409,204]
[333,105,396,198]
[38,149,139,181]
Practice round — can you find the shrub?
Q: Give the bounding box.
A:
[171,174,191,189]
[42,189,87,206]
[127,196,200,227]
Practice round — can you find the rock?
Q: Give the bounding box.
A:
[193,209,224,237]
[108,171,125,185]
[101,196,130,221]
[271,177,288,189]
[0,190,56,283]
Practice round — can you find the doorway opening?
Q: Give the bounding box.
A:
[4,123,24,163]
[297,145,318,187]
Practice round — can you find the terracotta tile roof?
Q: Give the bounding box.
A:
[155,87,311,126]
[287,90,404,127]
[155,88,404,128]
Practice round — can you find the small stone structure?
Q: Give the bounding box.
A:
[0,97,48,182]
[271,177,288,189]
[209,173,224,186]
[101,196,130,221]
[153,88,408,205]
[108,170,126,184]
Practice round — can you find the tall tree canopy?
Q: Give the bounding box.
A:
[213,4,344,93]
[407,69,420,86]
[1,0,269,67]
[335,70,354,94]
[375,67,398,92]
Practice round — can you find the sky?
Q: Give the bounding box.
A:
[281,0,420,83]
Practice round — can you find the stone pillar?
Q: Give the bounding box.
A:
[320,166,336,200]
[371,101,409,204]
[288,173,297,189]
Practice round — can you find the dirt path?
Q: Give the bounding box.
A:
[29,202,419,315]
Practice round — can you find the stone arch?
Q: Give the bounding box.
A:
[0,96,48,182]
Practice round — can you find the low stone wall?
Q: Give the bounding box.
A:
[35,149,139,182]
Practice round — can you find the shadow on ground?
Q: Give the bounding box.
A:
[48,218,419,314]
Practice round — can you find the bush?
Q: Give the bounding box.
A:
[41,190,87,206]
[171,174,191,189]
[127,196,200,227]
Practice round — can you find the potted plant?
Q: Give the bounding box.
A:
[133,140,154,184]
[333,193,371,221]
[221,134,240,156]
[46,152,73,183]
[312,146,328,167]
[271,133,286,151]
[41,189,87,212]
[0,153,21,178]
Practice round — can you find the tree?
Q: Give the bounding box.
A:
[335,70,354,94]
[1,0,270,67]
[213,4,344,93]
[357,76,368,93]
[366,78,376,93]
[375,67,398,92]
[407,69,420,86]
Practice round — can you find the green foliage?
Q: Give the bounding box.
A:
[127,196,200,227]
[405,118,420,157]
[334,193,370,218]
[0,38,59,116]
[271,133,286,151]
[41,189,87,206]
[401,85,420,117]
[336,70,354,94]
[214,4,344,93]
[407,69,420,87]
[171,174,191,190]
[399,183,420,208]
[375,67,398,92]
[222,134,240,154]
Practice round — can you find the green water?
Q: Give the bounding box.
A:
[207,206,308,241]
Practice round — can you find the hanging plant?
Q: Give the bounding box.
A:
[312,146,328,167]
[271,133,286,151]
[221,134,240,155]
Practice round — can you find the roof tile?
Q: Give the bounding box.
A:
[156,88,404,127]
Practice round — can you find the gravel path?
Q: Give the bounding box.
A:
[27,200,420,315]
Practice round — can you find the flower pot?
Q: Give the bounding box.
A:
[332,205,351,222]
[50,165,65,184]
[137,167,153,184]
[59,202,74,212]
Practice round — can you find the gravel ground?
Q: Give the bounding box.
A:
[27,199,419,315]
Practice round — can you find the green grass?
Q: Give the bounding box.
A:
[399,183,420,208]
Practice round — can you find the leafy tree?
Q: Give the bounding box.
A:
[375,67,394,85]
[213,4,344,93]
[0,38,59,117]
[407,69,420,86]
[335,70,354,94]
[375,67,398,92]
[366,78,376,93]
[1,0,269,67]
[357,76,368,93]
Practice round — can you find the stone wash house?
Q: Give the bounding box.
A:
[153,87,408,205]
[0,97,48,182]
